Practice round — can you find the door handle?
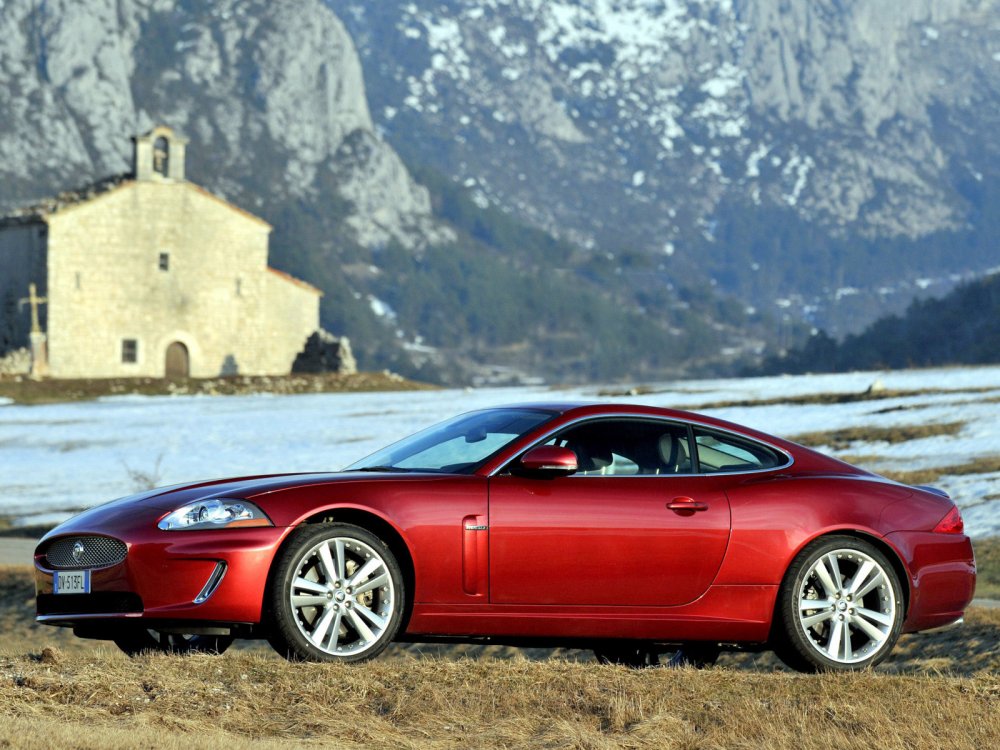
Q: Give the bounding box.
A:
[667,497,708,512]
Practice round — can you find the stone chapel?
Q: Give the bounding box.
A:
[0,126,322,378]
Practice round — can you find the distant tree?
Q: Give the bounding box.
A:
[754,274,1000,375]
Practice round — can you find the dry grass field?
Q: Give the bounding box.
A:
[0,372,431,406]
[975,537,1000,598]
[1,556,998,750]
[2,647,998,750]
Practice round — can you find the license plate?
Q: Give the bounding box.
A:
[54,570,90,595]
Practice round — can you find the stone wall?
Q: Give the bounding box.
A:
[43,180,318,377]
[257,269,322,376]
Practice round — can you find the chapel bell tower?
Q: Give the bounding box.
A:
[133,125,188,181]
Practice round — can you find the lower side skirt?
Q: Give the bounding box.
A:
[404,584,778,643]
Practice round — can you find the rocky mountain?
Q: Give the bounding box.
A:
[4,0,999,383]
[327,0,1000,334]
[0,0,763,383]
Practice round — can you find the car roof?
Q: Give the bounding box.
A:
[490,402,768,437]
[475,401,866,478]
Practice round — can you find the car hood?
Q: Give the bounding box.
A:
[40,472,402,541]
[137,472,362,508]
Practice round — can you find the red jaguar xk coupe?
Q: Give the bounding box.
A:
[34,403,976,672]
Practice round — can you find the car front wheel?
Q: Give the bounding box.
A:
[267,523,405,662]
[774,535,904,672]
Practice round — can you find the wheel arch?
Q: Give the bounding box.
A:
[828,530,912,616]
[767,529,911,670]
[780,529,913,619]
[263,507,417,635]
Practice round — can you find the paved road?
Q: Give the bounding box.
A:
[0,538,36,566]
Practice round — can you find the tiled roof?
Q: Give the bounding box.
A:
[267,267,324,296]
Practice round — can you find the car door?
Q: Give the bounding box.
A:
[487,418,733,607]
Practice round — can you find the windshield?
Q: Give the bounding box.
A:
[344,408,556,474]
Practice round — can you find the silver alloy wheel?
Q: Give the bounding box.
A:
[289,536,396,657]
[797,548,897,664]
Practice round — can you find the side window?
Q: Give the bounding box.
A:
[121,338,138,364]
[693,428,784,473]
[545,419,693,476]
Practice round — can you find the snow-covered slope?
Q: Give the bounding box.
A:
[2,365,999,537]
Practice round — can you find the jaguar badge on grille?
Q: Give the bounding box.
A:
[71,541,85,564]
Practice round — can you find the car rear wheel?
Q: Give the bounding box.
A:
[114,630,233,656]
[774,536,904,672]
[267,523,404,663]
[593,642,720,668]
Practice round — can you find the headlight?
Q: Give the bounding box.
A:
[157,498,273,531]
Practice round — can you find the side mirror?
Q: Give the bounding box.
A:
[519,446,578,476]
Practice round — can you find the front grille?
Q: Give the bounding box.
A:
[37,592,143,616]
[44,536,127,570]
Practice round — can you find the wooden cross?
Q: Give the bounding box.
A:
[18,283,47,334]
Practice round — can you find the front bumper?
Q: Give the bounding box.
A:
[35,519,289,631]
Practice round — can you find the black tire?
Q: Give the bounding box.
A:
[773,535,904,673]
[267,523,405,663]
[114,630,233,656]
[593,642,720,669]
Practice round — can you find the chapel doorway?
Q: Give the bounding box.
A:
[165,342,189,379]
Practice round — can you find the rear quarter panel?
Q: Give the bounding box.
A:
[714,475,916,585]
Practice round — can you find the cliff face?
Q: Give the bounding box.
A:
[327,0,1000,331]
[737,0,988,235]
[0,0,445,250]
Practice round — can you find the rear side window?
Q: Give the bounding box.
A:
[693,427,785,473]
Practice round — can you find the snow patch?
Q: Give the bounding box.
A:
[367,295,397,321]
[488,25,506,47]
[700,63,743,98]
[781,152,814,206]
[834,287,859,300]
[745,143,770,178]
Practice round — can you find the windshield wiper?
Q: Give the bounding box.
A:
[346,466,413,473]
